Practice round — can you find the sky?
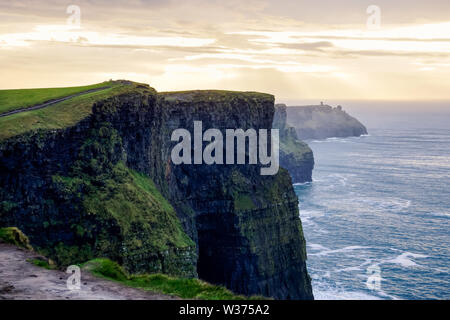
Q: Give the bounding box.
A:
[1,0,450,103]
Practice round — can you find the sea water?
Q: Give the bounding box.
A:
[294,112,450,300]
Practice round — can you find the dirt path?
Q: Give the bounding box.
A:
[0,242,177,300]
[0,86,110,118]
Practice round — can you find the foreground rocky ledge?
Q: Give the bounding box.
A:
[0,242,176,300]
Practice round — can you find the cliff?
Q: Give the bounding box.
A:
[285,104,368,140]
[273,104,314,183]
[0,83,313,299]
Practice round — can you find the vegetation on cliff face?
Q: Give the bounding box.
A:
[0,121,196,277]
[55,125,195,275]
[273,104,314,183]
[160,89,273,104]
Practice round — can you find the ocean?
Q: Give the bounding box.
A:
[294,112,450,300]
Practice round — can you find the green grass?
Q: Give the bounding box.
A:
[0,227,33,250]
[0,82,112,114]
[0,83,270,142]
[280,129,311,161]
[27,258,55,270]
[0,87,114,140]
[81,162,195,251]
[130,170,175,214]
[83,258,264,300]
[234,194,256,211]
[159,90,274,103]
[0,82,153,141]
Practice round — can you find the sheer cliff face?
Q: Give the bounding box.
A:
[273,104,314,183]
[0,87,313,300]
[285,105,368,140]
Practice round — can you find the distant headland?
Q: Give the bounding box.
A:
[284,103,368,140]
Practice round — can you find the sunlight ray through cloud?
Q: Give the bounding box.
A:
[0,24,216,48]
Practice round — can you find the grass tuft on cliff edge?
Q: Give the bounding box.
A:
[83,258,265,300]
[0,227,33,250]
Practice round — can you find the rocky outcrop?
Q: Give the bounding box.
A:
[273,104,314,183]
[0,85,313,299]
[285,104,368,140]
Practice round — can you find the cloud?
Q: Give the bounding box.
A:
[0,0,449,100]
[276,41,334,51]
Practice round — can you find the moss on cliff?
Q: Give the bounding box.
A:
[280,128,312,161]
[0,120,196,276]
[160,89,273,104]
[81,162,195,259]
[273,104,314,183]
[46,124,196,275]
[0,227,33,250]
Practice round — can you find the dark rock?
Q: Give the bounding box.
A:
[273,104,314,183]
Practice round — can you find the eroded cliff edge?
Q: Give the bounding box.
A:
[0,84,313,299]
[273,104,314,183]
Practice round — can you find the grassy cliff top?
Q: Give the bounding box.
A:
[0,82,113,115]
[0,81,154,141]
[0,82,273,141]
[159,89,274,103]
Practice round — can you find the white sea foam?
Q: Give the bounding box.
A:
[307,243,330,251]
[309,134,370,146]
[293,181,313,186]
[428,211,450,218]
[310,137,354,143]
[298,209,324,221]
[309,245,369,257]
[312,283,383,300]
[329,173,349,186]
[299,209,324,218]
[298,209,326,227]
[313,289,383,300]
[335,266,362,272]
[350,197,411,213]
[384,252,428,268]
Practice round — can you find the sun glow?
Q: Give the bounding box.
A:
[0,24,215,48]
[0,2,449,100]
